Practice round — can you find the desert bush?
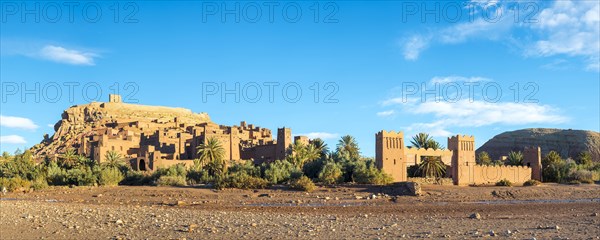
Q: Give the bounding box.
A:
[302,158,326,179]
[221,172,268,189]
[523,179,541,186]
[496,179,512,187]
[187,168,213,184]
[156,175,187,187]
[263,160,302,184]
[352,161,393,185]
[567,169,594,184]
[46,161,68,185]
[228,161,261,177]
[121,171,154,186]
[0,177,32,192]
[576,151,593,166]
[98,167,124,186]
[290,176,316,192]
[65,166,98,186]
[31,176,49,190]
[154,164,187,178]
[318,162,343,185]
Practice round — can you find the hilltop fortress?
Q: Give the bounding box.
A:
[32,95,301,170]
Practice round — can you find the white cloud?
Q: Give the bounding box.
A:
[430,76,491,84]
[380,76,569,136]
[0,115,39,130]
[0,135,27,144]
[400,0,600,71]
[402,35,430,61]
[47,124,55,128]
[39,45,98,66]
[297,132,340,140]
[376,110,396,117]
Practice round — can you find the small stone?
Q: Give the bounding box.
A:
[251,223,257,227]
[469,213,481,220]
[93,194,102,198]
[592,213,599,217]
[489,230,496,237]
[552,225,560,230]
[115,219,124,225]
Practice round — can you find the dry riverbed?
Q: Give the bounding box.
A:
[1,183,599,239]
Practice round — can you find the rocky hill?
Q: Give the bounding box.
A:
[477,128,600,162]
[31,100,211,158]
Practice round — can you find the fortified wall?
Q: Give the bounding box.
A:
[376,130,542,186]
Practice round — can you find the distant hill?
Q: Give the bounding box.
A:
[477,128,600,162]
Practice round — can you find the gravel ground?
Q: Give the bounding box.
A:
[1,184,599,239]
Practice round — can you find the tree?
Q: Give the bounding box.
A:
[542,151,566,182]
[289,142,320,168]
[197,137,226,178]
[336,135,360,161]
[60,149,78,168]
[576,151,593,166]
[318,161,343,184]
[506,151,524,166]
[103,150,124,169]
[310,138,329,158]
[410,133,443,150]
[476,151,493,166]
[418,157,446,179]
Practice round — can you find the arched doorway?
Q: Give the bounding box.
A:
[139,159,147,171]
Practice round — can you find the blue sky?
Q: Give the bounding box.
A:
[1,0,599,157]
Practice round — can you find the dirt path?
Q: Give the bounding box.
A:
[1,184,599,239]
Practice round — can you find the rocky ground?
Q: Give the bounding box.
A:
[1,183,599,239]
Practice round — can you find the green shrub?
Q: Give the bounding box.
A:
[0,177,32,192]
[263,160,302,184]
[98,167,124,186]
[542,151,567,183]
[318,162,343,185]
[154,164,187,178]
[302,158,325,179]
[46,161,68,185]
[496,179,512,187]
[352,162,393,185]
[523,179,541,186]
[228,161,261,177]
[65,166,98,186]
[567,169,594,184]
[121,171,154,186]
[156,175,187,187]
[290,176,316,192]
[31,176,49,190]
[221,172,268,189]
[187,168,213,184]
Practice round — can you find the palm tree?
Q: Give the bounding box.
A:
[419,157,446,179]
[506,151,524,166]
[289,142,320,168]
[197,137,226,177]
[104,150,124,169]
[77,154,93,167]
[60,149,78,168]
[336,135,360,161]
[410,133,442,149]
[310,138,329,158]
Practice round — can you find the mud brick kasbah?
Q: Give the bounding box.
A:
[33,94,542,185]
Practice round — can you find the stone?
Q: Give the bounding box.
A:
[469,213,481,220]
[407,182,422,196]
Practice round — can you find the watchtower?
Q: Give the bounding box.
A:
[276,128,292,160]
[375,130,406,182]
[524,146,542,181]
[109,94,123,103]
[448,135,476,186]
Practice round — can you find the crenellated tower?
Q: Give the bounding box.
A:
[448,135,476,186]
[375,130,406,182]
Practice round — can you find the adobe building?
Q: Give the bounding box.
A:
[34,95,305,171]
[375,130,542,186]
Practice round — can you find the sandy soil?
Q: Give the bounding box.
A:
[1,183,599,239]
